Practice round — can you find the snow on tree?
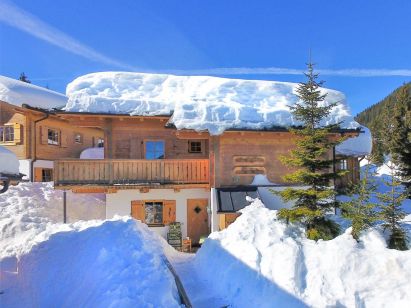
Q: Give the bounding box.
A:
[341,161,379,240]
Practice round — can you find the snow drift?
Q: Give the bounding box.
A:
[1,218,181,307]
[0,183,180,307]
[65,72,360,135]
[0,145,19,175]
[195,199,411,308]
[0,75,67,109]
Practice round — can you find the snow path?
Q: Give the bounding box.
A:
[168,252,230,308]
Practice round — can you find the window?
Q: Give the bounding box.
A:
[189,141,202,153]
[0,126,14,142]
[145,201,163,225]
[97,138,104,148]
[47,129,59,145]
[74,133,83,144]
[42,169,53,182]
[145,140,165,159]
[340,159,348,170]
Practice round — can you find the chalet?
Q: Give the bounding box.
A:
[49,72,371,246]
[0,76,104,182]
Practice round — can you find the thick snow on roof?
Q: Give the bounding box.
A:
[65,72,361,135]
[0,75,67,109]
[0,145,19,175]
[336,126,372,156]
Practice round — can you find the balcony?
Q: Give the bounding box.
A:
[54,159,210,189]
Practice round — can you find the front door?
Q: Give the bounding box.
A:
[187,199,209,245]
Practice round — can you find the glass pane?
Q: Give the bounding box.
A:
[145,203,155,223]
[146,141,155,152]
[145,141,165,159]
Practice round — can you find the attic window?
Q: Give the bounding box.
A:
[189,141,202,153]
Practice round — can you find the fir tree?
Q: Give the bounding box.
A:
[377,162,408,250]
[274,62,344,240]
[18,72,31,83]
[341,161,378,240]
[386,87,411,194]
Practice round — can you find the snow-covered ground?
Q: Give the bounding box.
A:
[0,183,181,307]
[0,75,67,109]
[65,72,360,135]
[0,146,20,175]
[193,199,411,308]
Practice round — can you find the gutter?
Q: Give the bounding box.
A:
[30,111,49,181]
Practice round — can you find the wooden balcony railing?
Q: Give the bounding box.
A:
[54,159,210,186]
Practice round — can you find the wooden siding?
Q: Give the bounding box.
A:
[54,159,210,186]
[0,102,27,158]
[335,156,360,189]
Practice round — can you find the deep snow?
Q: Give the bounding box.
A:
[0,183,180,307]
[0,145,19,175]
[65,72,360,135]
[195,199,411,308]
[80,147,104,159]
[336,126,372,156]
[0,75,67,109]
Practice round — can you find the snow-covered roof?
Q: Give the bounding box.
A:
[0,75,67,110]
[336,126,372,156]
[0,145,19,175]
[65,72,361,135]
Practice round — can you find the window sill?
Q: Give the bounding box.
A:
[0,142,17,145]
[146,224,165,227]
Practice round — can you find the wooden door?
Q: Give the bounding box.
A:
[187,199,209,245]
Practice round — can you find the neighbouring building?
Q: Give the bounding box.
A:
[0,76,104,182]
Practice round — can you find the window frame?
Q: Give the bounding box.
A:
[41,168,53,182]
[144,140,165,160]
[188,140,202,153]
[47,128,60,146]
[0,125,14,143]
[144,201,164,226]
[339,159,348,170]
[97,138,104,148]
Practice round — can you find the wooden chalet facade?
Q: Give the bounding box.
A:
[52,112,362,244]
[0,101,103,182]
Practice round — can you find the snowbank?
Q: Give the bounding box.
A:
[0,182,180,307]
[0,218,181,307]
[195,199,411,307]
[0,145,19,175]
[0,182,105,258]
[0,75,67,109]
[336,126,372,156]
[65,72,360,135]
[80,147,104,159]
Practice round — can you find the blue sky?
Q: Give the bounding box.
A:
[1,0,411,114]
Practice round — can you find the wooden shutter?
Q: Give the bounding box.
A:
[40,126,48,144]
[131,200,145,222]
[34,168,43,182]
[163,200,176,225]
[60,130,68,148]
[13,123,21,144]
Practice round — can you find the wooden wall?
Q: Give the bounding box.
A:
[35,116,103,160]
[109,118,209,159]
[214,131,298,186]
[0,101,27,159]
[0,101,104,160]
[335,156,360,189]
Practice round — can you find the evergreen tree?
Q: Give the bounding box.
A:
[18,72,31,83]
[377,162,408,250]
[386,87,411,193]
[274,62,344,240]
[341,161,379,240]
